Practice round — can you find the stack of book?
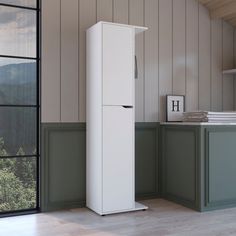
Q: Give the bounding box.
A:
[183,111,236,123]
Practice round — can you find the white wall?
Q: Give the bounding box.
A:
[42,0,235,123]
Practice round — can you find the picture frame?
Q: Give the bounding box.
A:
[166,95,185,122]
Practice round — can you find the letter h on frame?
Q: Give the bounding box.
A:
[166,95,185,122]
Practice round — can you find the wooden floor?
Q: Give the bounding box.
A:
[1,199,236,236]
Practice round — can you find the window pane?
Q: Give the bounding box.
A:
[0,107,36,156]
[0,157,36,212]
[0,0,36,8]
[0,6,36,57]
[0,58,36,105]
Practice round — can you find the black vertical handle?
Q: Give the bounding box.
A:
[135,55,138,79]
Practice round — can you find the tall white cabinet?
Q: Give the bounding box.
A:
[86,21,148,215]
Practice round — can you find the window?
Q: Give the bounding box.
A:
[0,0,40,215]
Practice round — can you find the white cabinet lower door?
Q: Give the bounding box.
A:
[102,106,134,213]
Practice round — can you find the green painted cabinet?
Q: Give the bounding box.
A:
[41,123,86,211]
[161,123,236,211]
[135,123,159,199]
[41,122,159,212]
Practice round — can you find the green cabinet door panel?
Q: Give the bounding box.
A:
[206,129,236,206]
[135,123,159,198]
[162,124,236,212]
[41,123,86,211]
[164,129,196,201]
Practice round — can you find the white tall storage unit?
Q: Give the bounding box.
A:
[86,21,148,215]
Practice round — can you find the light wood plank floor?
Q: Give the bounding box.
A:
[1,199,236,236]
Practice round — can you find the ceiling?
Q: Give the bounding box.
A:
[198,0,236,27]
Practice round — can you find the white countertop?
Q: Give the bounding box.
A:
[161,122,236,126]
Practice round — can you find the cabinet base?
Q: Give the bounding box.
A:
[92,202,148,216]
[133,202,148,212]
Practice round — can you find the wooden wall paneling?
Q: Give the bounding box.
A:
[144,0,159,122]
[97,0,113,22]
[79,0,97,122]
[41,0,61,122]
[186,0,199,112]
[159,0,173,121]
[173,0,186,96]
[129,0,145,122]
[210,1,236,20]
[198,0,236,29]
[211,19,223,111]
[204,0,232,10]
[198,0,211,5]
[61,0,79,122]
[42,0,236,122]
[199,4,211,111]
[223,21,234,111]
[113,0,129,24]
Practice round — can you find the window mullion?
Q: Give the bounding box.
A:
[0,3,37,11]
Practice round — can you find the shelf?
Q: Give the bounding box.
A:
[223,69,236,75]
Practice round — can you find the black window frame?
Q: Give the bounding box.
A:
[0,0,41,217]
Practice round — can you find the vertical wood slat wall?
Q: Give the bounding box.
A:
[42,0,236,123]
[129,0,145,122]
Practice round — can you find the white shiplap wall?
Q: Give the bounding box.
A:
[42,0,236,122]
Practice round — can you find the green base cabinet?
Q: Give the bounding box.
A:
[41,122,159,212]
[161,123,236,212]
[135,123,159,199]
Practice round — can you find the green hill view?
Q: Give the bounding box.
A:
[0,62,37,212]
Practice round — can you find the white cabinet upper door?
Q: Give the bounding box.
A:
[102,24,134,106]
[102,106,134,213]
